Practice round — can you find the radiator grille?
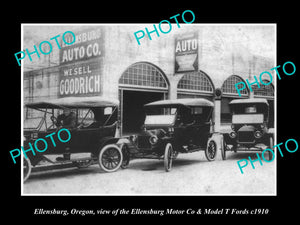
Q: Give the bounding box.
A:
[137,136,151,149]
[238,131,254,143]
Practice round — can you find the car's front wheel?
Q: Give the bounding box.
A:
[221,138,227,160]
[23,156,32,182]
[121,144,130,169]
[98,144,123,172]
[267,136,274,161]
[205,139,217,161]
[164,143,173,172]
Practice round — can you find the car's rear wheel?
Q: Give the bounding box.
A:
[23,156,32,182]
[121,144,130,169]
[164,143,173,172]
[221,138,227,160]
[98,144,123,172]
[205,140,217,161]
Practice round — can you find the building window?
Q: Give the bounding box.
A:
[221,75,248,96]
[119,62,168,89]
[253,80,274,98]
[177,71,214,93]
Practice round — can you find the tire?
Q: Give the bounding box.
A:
[23,156,32,182]
[268,136,274,161]
[221,138,227,160]
[121,144,130,169]
[98,144,123,172]
[164,143,173,172]
[205,140,217,161]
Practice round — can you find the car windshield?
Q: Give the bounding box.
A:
[144,115,176,125]
[231,103,268,123]
[144,107,177,125]
[24,117,46,130]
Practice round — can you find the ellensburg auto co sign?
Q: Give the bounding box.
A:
[58,28,104,97]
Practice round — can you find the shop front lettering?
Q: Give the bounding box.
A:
[15,31,76,66]
[59,63,101,97]
[237,138,298,174]
[59,75,101,96]
[134,9,196,45]
[175,39,198,53]
[235,61,296,97]
[61,42,101,64]
[59,28,104,65]
[63,65,92,76]
[10,128,71,164]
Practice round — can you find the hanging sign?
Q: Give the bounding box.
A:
[175,32,198,73]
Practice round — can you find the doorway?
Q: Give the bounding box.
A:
[121,90,165,135]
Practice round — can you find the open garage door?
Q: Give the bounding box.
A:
[119,62,169,135]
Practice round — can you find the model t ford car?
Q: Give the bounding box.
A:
[222,98,274,160]
[121,98,218,172]
[23,96,123,182]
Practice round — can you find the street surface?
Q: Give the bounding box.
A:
[23,151,276,195]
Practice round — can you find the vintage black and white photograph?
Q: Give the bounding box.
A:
[21,24,276,195]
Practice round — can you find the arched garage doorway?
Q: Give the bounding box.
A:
[119,62,169,135]
[177,70,214,100]
[221,75,249,125]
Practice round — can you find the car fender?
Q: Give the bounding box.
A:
[97,137,121,153]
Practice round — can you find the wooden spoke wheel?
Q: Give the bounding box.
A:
[205,140,217,161]
[164,143,173,172]
[23,156,32,182]
[98,144,123,172]
[121,144,130,169]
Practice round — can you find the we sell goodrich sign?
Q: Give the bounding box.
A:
[59,28,104,97]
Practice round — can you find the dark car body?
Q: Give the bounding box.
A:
[23,96,123,181]
[121,98,217,171]
[222,98,274,159]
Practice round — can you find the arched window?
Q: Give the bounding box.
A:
[253,80,274,98]
[119,62,168,90]
[177,71,214,94]
[221,75,249,97]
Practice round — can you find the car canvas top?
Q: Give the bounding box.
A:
[229,98,269,106]
[144,98,214,107]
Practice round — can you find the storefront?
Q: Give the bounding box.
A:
[23,25,276,134]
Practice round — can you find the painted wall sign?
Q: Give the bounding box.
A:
[175,32,198,73]
[59,28,104,65]
[59,60,102,97]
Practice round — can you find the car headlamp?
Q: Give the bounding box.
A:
[231,124,235,130]
[254,131,262,139]
[130,135,137,143]
[149,135,158,145]
[168,127,174,133]
[229,131,237,138]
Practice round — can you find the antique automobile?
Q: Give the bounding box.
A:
[222,98,274,160]
[120,98,217,172]
[23,96,123,182]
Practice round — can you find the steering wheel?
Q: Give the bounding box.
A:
[50,116,58,126]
